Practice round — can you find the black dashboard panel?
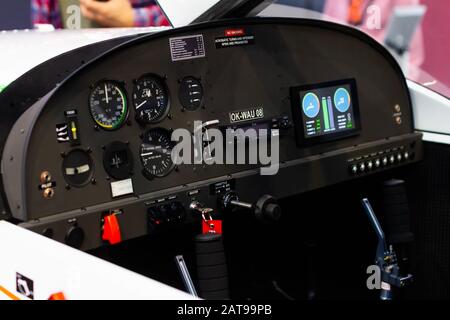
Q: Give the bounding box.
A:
[1,18,422,250]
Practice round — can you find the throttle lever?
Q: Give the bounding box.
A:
[221,192,281,223]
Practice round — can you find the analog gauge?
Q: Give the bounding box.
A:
[89,80,128,130]
[133,75,170,124]
[140,128,175,178]
[62,149,94,187]
[179,76,203,111]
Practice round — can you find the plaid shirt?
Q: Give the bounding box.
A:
[31,0,170,28]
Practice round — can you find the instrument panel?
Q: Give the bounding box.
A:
[1,18,423,250]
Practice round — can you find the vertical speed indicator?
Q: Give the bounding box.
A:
[89,80,128,130]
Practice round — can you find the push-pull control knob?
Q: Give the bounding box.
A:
[221,192,281,223]
[65,226,84,249]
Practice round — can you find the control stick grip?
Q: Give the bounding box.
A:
[382,180,414,245]
[195,233,230,300]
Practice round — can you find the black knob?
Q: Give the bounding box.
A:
[265,203,282,221]
[254,195,282,223]
[222,192,282,223]
[65,226,84,249]
[170,202,186,222]
[159,204,172,223]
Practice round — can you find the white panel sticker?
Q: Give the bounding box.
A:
[111,179,134,198]
[169,35,206,62]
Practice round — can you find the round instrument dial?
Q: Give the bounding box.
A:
[133,75,170,123]
[89,80,128,130]
[140,128,175,178]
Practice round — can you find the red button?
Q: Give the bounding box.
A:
[48,292,66,300]
[102,214,122,245]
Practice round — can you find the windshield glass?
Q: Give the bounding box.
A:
[1,0,448,98]
[261,0,450,98]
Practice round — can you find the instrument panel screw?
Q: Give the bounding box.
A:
[60,152,67,158]
[91,178,97,185]
[65,184,71,190]
[43,188,55,199]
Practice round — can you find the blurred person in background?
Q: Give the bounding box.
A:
[32,0,170,28]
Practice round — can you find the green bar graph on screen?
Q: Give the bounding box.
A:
[322,97,330,130]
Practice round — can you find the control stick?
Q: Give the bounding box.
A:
[361,198,413,300]
[221,192,282,223]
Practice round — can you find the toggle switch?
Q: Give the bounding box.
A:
[102,214,122,245]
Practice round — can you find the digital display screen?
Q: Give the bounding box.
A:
[291,79,361,145]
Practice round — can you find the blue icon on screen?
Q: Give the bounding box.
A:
[334,88,351,113]
[302,92,320,118]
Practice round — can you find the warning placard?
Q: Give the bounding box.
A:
[215,35,255,49]
[169,34,206,62]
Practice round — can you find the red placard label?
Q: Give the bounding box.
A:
[225,29,245,37]
[202,220,223,234]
